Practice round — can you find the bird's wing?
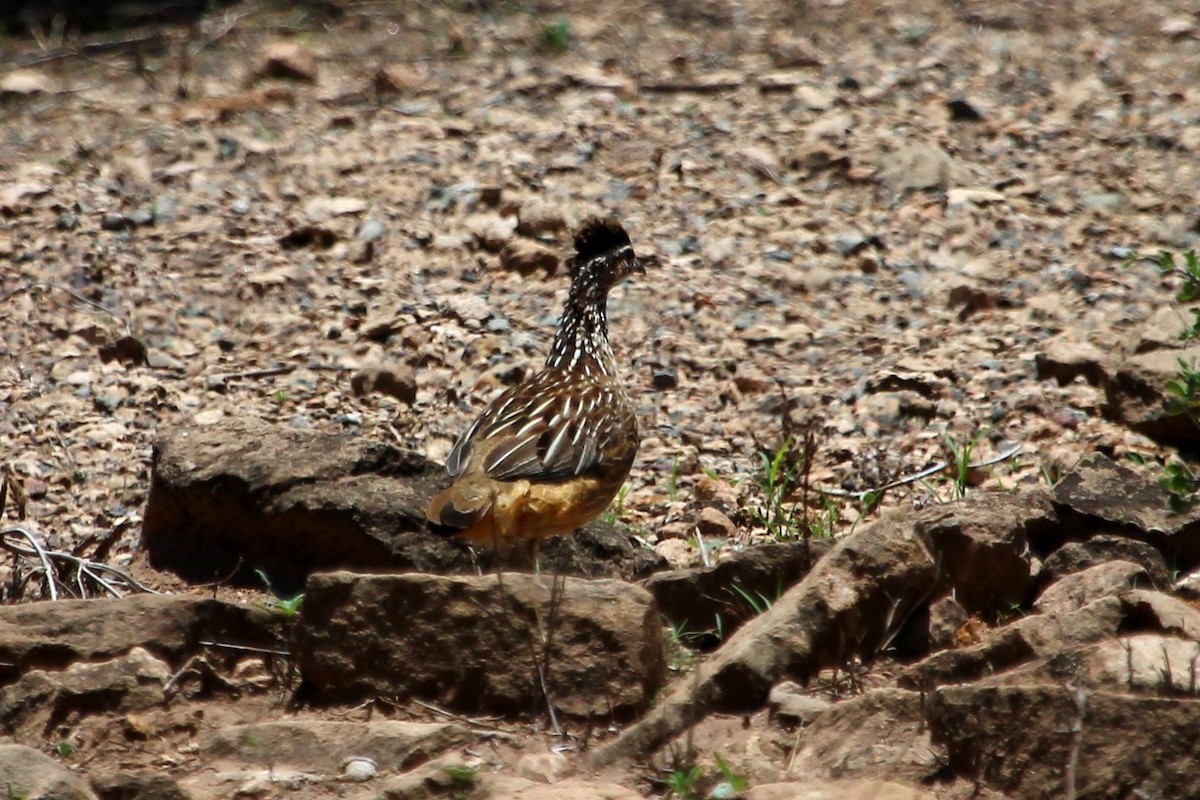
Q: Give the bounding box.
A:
[446,369,637,483]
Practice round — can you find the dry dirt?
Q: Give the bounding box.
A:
[1,0,1199,795]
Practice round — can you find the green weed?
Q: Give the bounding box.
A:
[667,455,682,501]
[540,19,571,53]
[1136,249,1200,509]
[255,569,304,618]
[664,764,703,799]
[602,484,631,525]
[711,752,749,798]
[728,579,780,616]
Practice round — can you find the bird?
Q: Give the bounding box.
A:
[426,216,647,567]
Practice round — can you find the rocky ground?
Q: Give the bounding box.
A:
[2,0,1200,797]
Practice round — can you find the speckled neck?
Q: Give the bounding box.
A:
[544,271,616,378]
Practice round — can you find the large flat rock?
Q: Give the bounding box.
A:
[0,594,283,685]
[929,685,1200,799]
[203,719,472,773]
[142,417,462,593]
[141,417,663,594]
[293,571,666,719]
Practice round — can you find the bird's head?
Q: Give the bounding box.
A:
[569,217,652,293]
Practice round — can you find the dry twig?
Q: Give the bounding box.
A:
[817,444,1025,500]
[1,525,158,600]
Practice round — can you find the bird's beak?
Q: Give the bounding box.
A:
[633,254,659,274]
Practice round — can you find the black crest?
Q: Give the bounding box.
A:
[572,217,631,263]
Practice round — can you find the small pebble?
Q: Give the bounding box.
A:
[128,206,154,226]
[946,96,984,121]
[154,196,179,222]
[651,367,678,391]
[100,213,127,231]
[357,218,385,242]
[342,757,377,782]
[216,135,240,161]
[835,233,866,256]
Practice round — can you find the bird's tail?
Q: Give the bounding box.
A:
[425,478,493,535]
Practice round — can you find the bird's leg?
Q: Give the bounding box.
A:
[513,537,539,573]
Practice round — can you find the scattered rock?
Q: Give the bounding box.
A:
[917,489,1056,615]
[466,212,518,253]
[1039,534,1170,590]
[1052,453,1200,569]
[357,217,386,242]
[443,293,492,324]
[304,196,368,222]
[996,633,1200,694]
[593,507,937,765]
[1103,345,1200,446]
[256,41,319,83]
[767,681,832,726]
[90,770,193,800]
[946,187,1004,205]
[1135,305,1188,353]
[1160,17,1197,38]
[497,780,644,800]
[514,198,567,238]
[0,743,98,800]
[747,780,938,800]
[1035,339,1108,386]
[204,719,471,774]
[342,756,377,781]
[0,647,169,736]
[735,145,781,181]
[373,64,425,95]
[496,237,561,275]
[1120,589,1200,640]
[901,588,1200,692]
[0,594,282,686]
[348,239,373,263]
[785,690,935,783]
[696,506,738,539]
[877,142,971,193]
[1032,560,1149,615]
[0,70,55,97]
[514,751,573,784]
[350,364,418,404]
[142,417,462,593]
[644,539,832,646]
[379,761,535,799]
[929,685,1200,799]
[294,571,666,719]
[897,595,1125,690]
